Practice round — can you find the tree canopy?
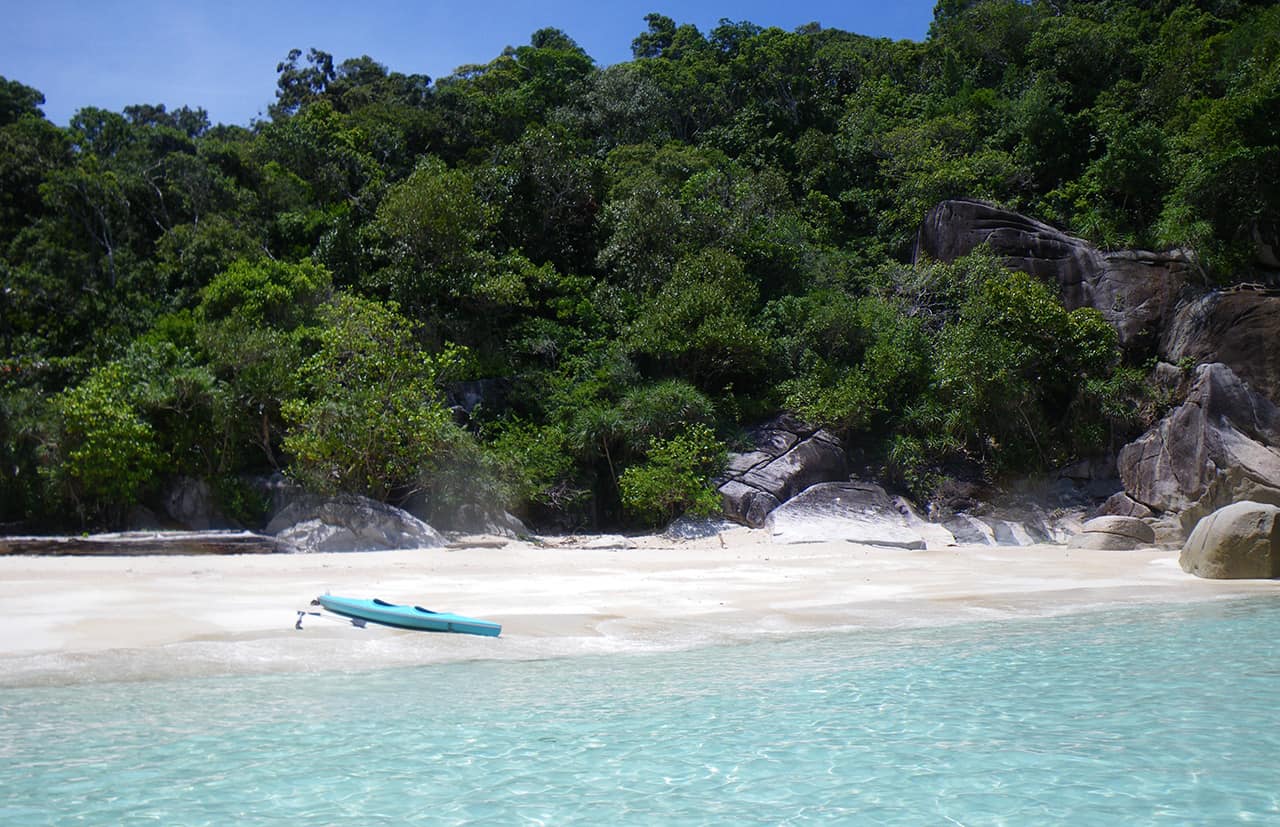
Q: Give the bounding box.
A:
[3,1,1276,531]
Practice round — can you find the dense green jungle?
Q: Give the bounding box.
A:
[2,0,1277,532]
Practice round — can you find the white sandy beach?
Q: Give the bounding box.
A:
[1,528,1276,686]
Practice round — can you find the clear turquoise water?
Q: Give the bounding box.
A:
[4,597,1280,825]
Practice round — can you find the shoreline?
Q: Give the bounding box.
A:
[2,529,1276,687]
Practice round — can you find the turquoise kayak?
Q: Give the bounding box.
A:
[314,595,501,637]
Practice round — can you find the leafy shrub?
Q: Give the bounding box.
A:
[488,419,584,514]
[618,423,726,527]
[618,379,716,448]
[933,268,1118,470]
[775,293,931,433]
[281,293,468,502]
[42,361,164,524]
[626,248,771,390]
[195,259,333,467]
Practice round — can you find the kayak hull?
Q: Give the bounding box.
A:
[315,595,501,637]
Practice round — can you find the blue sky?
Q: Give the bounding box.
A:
[5,1,938,127]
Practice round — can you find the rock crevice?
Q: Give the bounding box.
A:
[717,414,847,528]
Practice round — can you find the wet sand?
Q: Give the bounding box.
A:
[1,528,1275,686]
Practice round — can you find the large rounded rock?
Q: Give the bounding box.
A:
[1180,501,1280,579]
[767,481,926,548]
[1068,516,1156,550]
[1094,491,1154,520]
[266,494,445,553]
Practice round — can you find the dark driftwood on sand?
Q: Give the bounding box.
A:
[0,531,290,556]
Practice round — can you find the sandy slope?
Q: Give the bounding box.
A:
[0,528,1274,686]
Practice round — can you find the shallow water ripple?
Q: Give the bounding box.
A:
[2,597,1280,824]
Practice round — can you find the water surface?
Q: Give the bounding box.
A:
[3,596,1278,824]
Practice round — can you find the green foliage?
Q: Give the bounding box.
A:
[618,423,726,526]
[0,380,49,524]
[1156,55,1280,275]
[117,337,223,476]
[932,268,1118,470]
[489,125,602,275]
[280,293,467,502]
[617,379,717,447]
[627,248,771,391]
[196,257,331,328]
[42,362,165,525]
[774,292,931,433]
[488,419,583,513]
[195,259,333,467]
[597,183,681,292]
[375,156,492,279]
[0,77,45,126]
[4,2,1276,529]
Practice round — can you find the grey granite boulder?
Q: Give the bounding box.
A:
[1094,491,1155,520]
[662,515,738,541]
[1160,288,1280,404]
[1180,501,1280,579]
[266,494,445,553]
[717,481,781,528]
[939,512,1063,546]
[1118,363,1280,536]
[718,415,847,527]
[162,476,242,530]
[767,482,926,548]
[915,199,1195,357]
[1068,516,1156,550]
[442,504,531,539]
[935,490,1087,546]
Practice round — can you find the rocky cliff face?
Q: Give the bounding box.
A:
[915,199,1199,358]
[917,200,1280,396]
[917,199,1280,545]
[1160,288,1280,404]
[1118,362,1280,535]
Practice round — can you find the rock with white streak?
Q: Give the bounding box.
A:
[717,414,847,528]
[767,482,926,549]
[266,494,445,553]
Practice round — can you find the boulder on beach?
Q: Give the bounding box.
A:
[1180,501,1280,579]
[933,483,1087,546]
[1068,516,1156,550]
[437,503,530,539]
[717,414,847,528]
[162,476,239,530]
[767,481,926,548]
[939,513,1061,546]
[1094,491,1155,520]
[266,494,445,553]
